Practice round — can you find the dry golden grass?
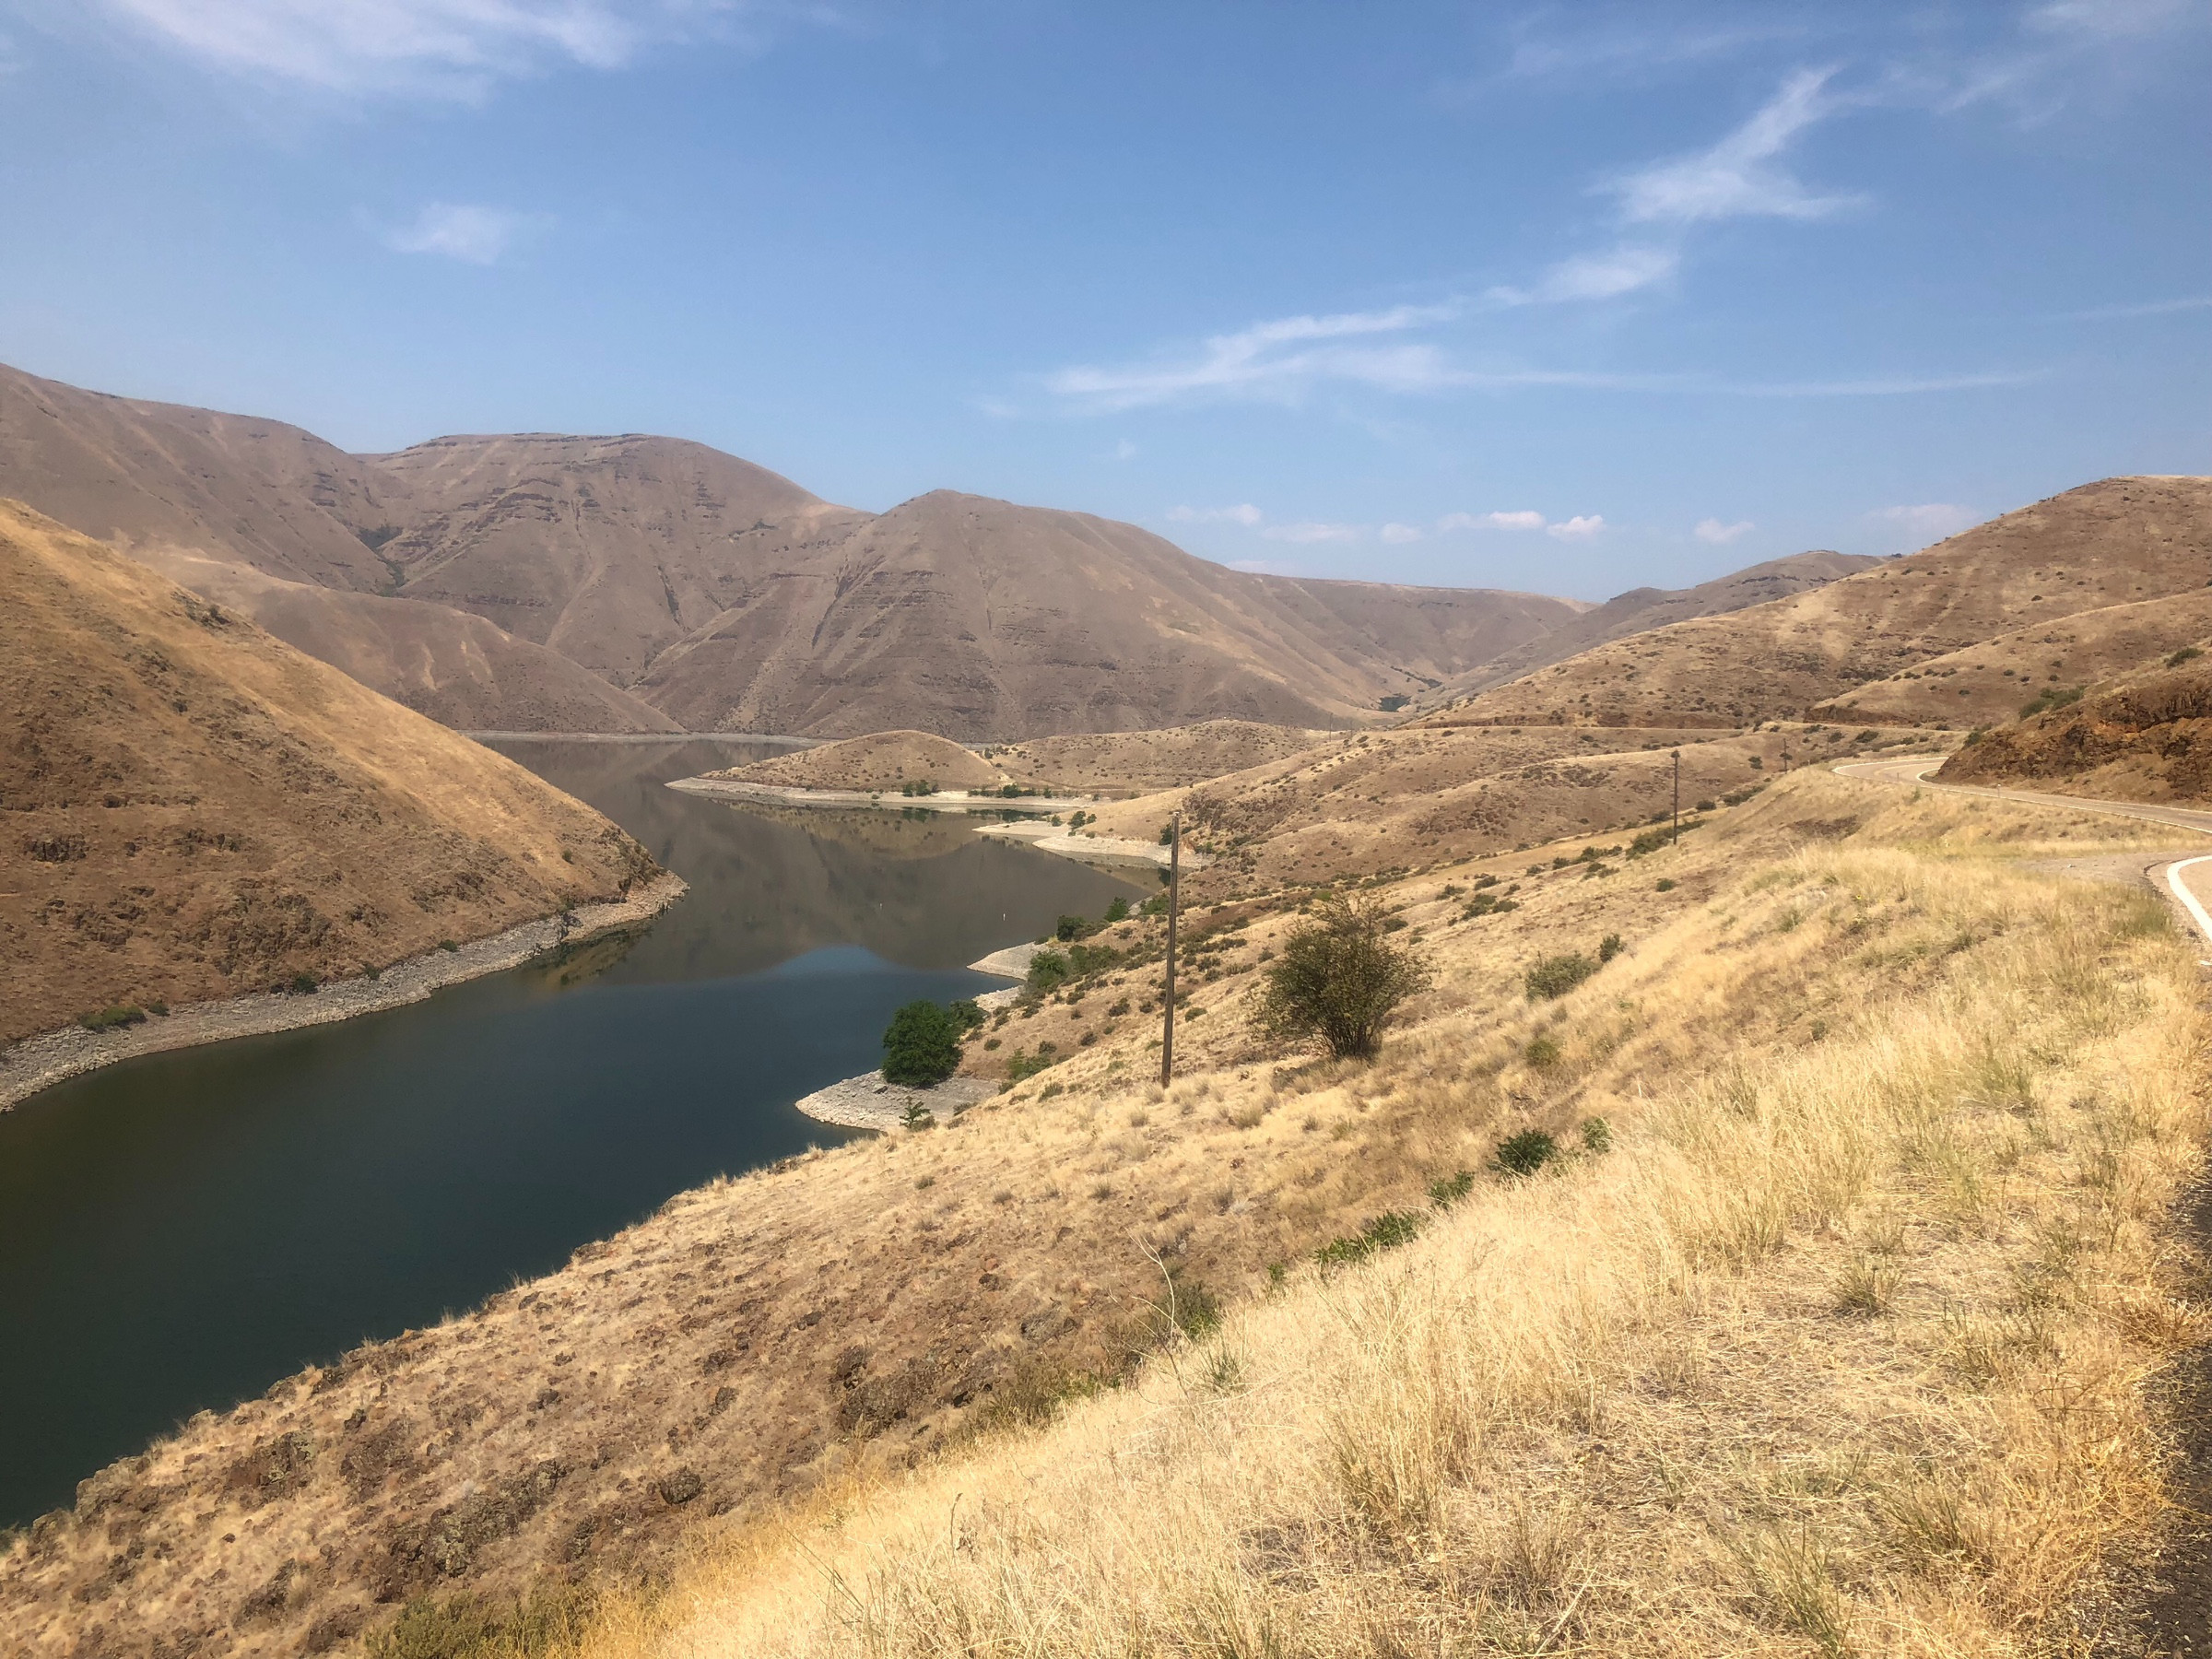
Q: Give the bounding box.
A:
[8,771,2201,1656]
[706,731,1004,793]
[550,784,2212,1658]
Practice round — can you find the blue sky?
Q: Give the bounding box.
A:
[0,1,2206,599]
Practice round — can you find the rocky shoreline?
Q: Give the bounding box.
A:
[0,872,689,1112]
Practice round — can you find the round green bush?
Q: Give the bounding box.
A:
[881,1000,963,1087]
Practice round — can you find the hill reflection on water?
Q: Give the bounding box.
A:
[0,738,1144,1525]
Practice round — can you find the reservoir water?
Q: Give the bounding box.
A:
[0,740,1144,1525]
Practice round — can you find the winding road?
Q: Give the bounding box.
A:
[1836,756,2212,951]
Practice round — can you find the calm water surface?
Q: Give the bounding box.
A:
[0,740,1142,1524]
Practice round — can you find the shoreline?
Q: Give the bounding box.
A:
[667,774,1096,816]
[0,872,689,1112]
[790,942,1037,1132]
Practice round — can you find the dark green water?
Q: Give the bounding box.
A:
[0,740,1141,1525]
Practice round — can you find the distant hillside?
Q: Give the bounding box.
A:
[0,500,657,1044]
[990,720,1328,794]
[1423,548,1880,710]
[712,730,1002,794]
[1811,588,2212,728]
[0,364,1583,739]
[1424,477,2212,729]
[1937,652,2212,802]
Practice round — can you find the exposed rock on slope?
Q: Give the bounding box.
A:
[710,730,1003,793]
[1811,589,2212,728]
[0,500,659,1045]
[1426,477,2212,729]
[1429,548,1881,705]
[1937,654,2212,802]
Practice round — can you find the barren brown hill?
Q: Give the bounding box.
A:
[135,547,680,734]
[6,771,2193,1657]
[631,490,1579,738]
[364,433,873,686]
[987,720,1328,794]
[1937,652,2212,802]
[0,363,401,591]
[1425,477,2212,729]
[712,730,1002,793]
[1809,588,2212,728]
[0,500,658,1044]
[0,364,1593,739]
[1427,548,1881,705]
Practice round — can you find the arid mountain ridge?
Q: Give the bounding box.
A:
[3,363,1872,740]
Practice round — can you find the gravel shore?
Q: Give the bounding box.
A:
[0,872,689,1112]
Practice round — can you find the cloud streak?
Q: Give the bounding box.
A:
[1608,67,1860,226]
[383,201,541,263]
[91,0,779,97]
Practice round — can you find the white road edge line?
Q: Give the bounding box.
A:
[2167,855,2212,959]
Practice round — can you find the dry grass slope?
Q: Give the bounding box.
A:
[1430,477,2212,730]
[587,789,2212,1659]
[7,769,2204,1657]
[0,500,657,1044]
[985,720,1329,794]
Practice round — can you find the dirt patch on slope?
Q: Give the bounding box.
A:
[1938,657,2212,802]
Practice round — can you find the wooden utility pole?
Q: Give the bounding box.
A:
[1671,749,1681,846]
[1160,809,1182,1088]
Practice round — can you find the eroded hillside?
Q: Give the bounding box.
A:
[0,501,658,1044]
[1939,653,2212,802]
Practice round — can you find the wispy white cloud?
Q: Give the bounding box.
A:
[2028,0,2195,41]
[1262,521,1364,545]
[1379,523,1425,544]
[2065,294,2212,320]
[1501,17,1818,85]
[1546,514,1606,541]
[383,201,541,264]
[1695,517,1755,544]
[1610,67,1860,225]
[1873,502,1980,546]
[1488,244,1678,306]
[89,0,782,97]
[1109,439,1138,461]
[1166,502,1264,527]
[1438,510,1547,532]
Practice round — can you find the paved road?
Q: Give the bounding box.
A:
[1835,756,2212,949]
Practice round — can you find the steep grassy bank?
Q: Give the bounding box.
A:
[583,788,2212,1657]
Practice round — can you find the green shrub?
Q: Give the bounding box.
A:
[1054,914,1088,942]
[1494,1129,1559,1177]
[1378,693,1410,712]
[1629,818,1703,857]
[437,939,460,953]
[949,998,985,1032]
[2019,685,2084,719]
[1597,933,1623,963]
[367,1585,596,1659]
[1025,949,1072,996]
[2167,646,2203,668]
[1314,1210,1424,1268]
[1581,1117,1612,1155]
[290,972,319,994]
[900,1099,935,1131]
[77,1005,147,1032]
[1253,894,1431,1060]
[881,1000,963,1087]
[1524,1032,1562,1068]
[1656,878,1677,892]
[1524,952,1598,1001]
[1428,1170,1475,1207]
[1104,896,1130,924]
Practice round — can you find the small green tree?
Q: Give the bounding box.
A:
[882,1000,962,1086]
[1253,893,1431,1060]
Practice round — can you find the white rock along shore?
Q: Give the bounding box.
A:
[0,872,689,1112]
